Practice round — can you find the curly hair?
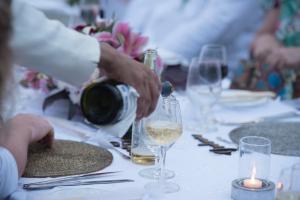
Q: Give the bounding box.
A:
[0,0,12,115]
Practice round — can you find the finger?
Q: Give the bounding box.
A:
[147,75,160,116]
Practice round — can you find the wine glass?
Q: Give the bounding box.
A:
[79,0,101,25]
[142,97,182,193]
[138,98,177,180]
[200,44,228,79]
[186,57,222,132]
[276,163,300,200]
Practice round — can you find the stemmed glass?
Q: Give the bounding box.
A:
[276,163,300,200]
[200,44,228,80]
[186,57,222,132]
[142,97,182,193]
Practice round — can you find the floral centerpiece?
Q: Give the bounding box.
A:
[20,20,162,119]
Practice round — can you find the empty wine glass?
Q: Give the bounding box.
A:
[142,97,182,193]
[276,163,300,200]
[186,57,222,132]
[200,44,228,79]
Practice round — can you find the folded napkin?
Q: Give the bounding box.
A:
[216,99,299,125]
[220,89,276,103]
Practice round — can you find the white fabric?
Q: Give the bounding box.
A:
[15,87,300,200]
[10,0,100,87]
[123,0,264,67]
[0,148,18,200]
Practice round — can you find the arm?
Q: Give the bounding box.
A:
[0,114,53,176]
[10,0,160,118]
[251,7,281,61]
[0,114,53,200]
[160,0,263,60]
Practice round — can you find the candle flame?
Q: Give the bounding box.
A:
[250,165,257,181]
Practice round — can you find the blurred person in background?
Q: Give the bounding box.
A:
[122,0,265,70]
[251,0,300,99]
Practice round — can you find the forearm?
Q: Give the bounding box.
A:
[256,8,279,36]
[0,127,31,177]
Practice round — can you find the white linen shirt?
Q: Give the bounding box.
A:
[10,0,100,87]
[123,0,265,67]
[0,148,18,200]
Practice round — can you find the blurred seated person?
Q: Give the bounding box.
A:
[122,0,265,69]
[251,0,300,99]
[0,2,54,199]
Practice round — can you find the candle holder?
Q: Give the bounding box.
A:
[231,136,275,200]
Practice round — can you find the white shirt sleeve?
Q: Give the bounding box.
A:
[0,148,18,200]
[160,0,263,60]
[10,0,101,87]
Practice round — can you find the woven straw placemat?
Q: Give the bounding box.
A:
[229,122,300,157]
[23,140,113,178]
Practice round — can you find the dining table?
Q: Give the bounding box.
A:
[14,86,300,200]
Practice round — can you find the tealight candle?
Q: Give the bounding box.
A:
[243,165,262,189]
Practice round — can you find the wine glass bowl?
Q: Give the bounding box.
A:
[186,58,222,132]
[200,44,228,79]
[142,97,183,193]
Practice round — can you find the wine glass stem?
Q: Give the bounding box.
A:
[159,146,167,187]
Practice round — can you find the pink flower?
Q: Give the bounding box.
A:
[95,32,120,48]
[39,79,50,93]
[114,22,148,58]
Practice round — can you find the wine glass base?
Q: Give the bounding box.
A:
[145,182,180,194]
[139,168,175,180]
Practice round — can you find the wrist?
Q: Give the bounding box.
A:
[99,42,118,72]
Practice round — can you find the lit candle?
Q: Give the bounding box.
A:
[243,165,263,189]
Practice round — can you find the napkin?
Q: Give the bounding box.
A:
[220,89,276,103]
[216,99,299,125]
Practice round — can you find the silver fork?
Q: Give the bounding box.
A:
[23,179,134,190]
[24,171,119,187]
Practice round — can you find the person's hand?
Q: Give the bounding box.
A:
[99,42,161,119]
[263,47,300,69]
[8,114,54,148]
[251,34,281,63]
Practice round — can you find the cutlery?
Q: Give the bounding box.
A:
[23,171,119,187]
[210,148,238,152]
[23,179,134,190]
[193,134,237,155]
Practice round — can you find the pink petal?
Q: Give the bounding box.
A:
[95,32,120,48]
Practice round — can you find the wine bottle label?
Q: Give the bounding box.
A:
[116,84,136,122]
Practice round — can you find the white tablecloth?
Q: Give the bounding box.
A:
[14,88,300,200]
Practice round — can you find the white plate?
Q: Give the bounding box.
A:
[220,90,275,108]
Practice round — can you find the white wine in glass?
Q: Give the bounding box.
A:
[146,121,182,146]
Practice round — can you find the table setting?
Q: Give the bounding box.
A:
[10,41,300,200]
[10,73,299,200]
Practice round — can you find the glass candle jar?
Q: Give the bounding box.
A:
[239,136,271,188]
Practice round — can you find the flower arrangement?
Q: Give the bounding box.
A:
[20,20,162,119]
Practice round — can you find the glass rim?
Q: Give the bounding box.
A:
[239,136,271,147]
[202,44,226,49]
